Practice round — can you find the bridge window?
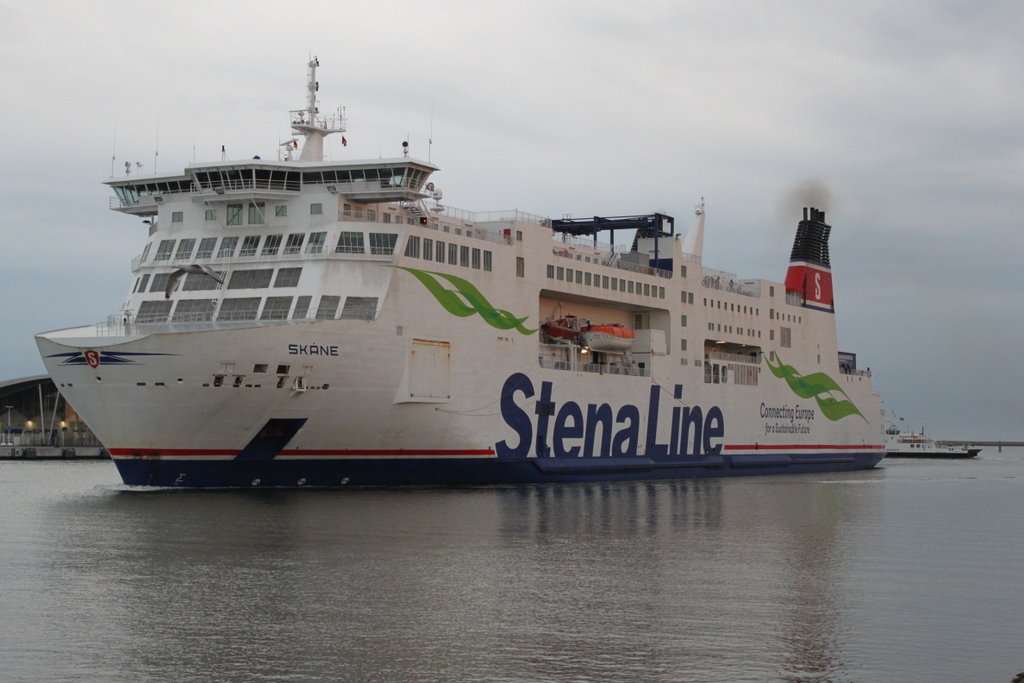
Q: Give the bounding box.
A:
[370,233,398,255]
[154,240,175,261]
[261,234,282,256]
[306,232,326,254]
[260,296,293,320]
[336,232,364,254]
[274,268,302,287]
[217,236,238,258]
[196,238,217,259]
[174,239,195,260]
[283,233,304,254]
[315,295,340,320]
[217,298,261,321]
[239,236,260,257]
[227,269,273,289]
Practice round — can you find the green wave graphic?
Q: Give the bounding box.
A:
[395,266,536,335]
[765,355,865,422]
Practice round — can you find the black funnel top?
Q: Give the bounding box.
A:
[789,207,831,267]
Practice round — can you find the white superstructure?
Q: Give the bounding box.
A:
[36,60,886,487]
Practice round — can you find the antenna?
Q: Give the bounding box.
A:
[429,100,434,163]
[154,114,160,174]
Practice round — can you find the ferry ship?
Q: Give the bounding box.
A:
[36,59,885,487]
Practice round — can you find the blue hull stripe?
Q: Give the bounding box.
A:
[112,452,885,488]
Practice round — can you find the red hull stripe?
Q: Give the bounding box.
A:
[724,444,884,451]
[108,448,496,457]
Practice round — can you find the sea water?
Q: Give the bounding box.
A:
[1,450,1022,682]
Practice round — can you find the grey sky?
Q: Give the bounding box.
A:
[1,1,1022,439]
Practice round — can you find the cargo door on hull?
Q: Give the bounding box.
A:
[395,339,451,403]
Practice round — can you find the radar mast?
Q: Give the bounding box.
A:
[289,57,346,162]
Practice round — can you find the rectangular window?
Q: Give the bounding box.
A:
[336,232,365,254]
[172,299,215,323]
[599,275,606,289]
[182,271,224,291]
[283,233,305,254]
[611,278,618,291]
[310,203,323,215]
[137,273,151,293]
[273,267,302,287]
[404,235,421,258]
[174,238,196,260]
[261,234,282,256]
[566,268,573,282]
[354,206,363,218]
[643,283,650,296]
[370,233,398,255]
[367,209,377,222]
[769,286,775,297]
[217,297,261,322]
[275,205,288,217]
[172,211,184,223]
[515,230,523,242]
[136,300,173,324]
[227,204,243,226]
[154,239,175,261]
[556,266,564,281]
[680,265,687,278]
[585,272,592,286]
[659,287,665,299]
[516,257,525,278]
[547,265,555,279]
[436,241,445,263]
[681,315,687,327]
[628,281,634,294]
[780,326,792,348]
[575,271,582,284]
[424,238,434,260]
[315,295,341,320]
[471,248,481,270]
[681,339,687,351]
[770,329,775,341]
[196,237,217,259]
[205,209,216,221]
[343,203,352,216]
[306,232,326,254]
[448,242,458,265]
[383,213,392,224]
[217,236,239,258]
[150,274,172,296]
[292,295,312,320]
[483,250,493,272]
[227,269,274,289]
[239,235,260,257]
[340,297,378,320]
[688,292,694,304]
[260,296,293,320]
[248,202,265,225]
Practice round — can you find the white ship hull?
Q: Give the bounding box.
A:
[36,62,885,487]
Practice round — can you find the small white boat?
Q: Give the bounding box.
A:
[885,425,980,459]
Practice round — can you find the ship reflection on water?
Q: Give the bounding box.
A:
[17,471,887,682]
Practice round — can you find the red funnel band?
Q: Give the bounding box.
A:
[785,262,833,310]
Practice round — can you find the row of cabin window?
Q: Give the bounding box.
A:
[132,268,302,296]
[147,230,401,264]
[135,295,378,324]
[187,202,422,227]
[704,298,760,316]
[546,265,665,298]
[149,232,328,262]
[402,236,493,271]
[706,322,763,339]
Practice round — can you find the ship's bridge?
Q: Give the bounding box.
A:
[106,157,438,216]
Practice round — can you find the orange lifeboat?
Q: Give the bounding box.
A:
[541,315,581,341]
[580,323,635,351]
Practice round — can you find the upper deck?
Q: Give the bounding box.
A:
[106,157,439,216]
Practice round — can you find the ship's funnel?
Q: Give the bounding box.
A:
[784,207,834,313]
